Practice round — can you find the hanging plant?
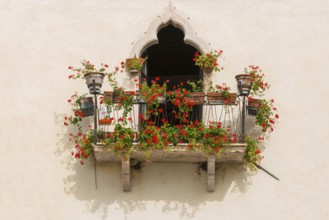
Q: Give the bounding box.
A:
[193,50,224,73]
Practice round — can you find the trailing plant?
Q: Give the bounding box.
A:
[255,99,279,132]
[138,123,165,159]
[167,84,195,124]
[244,136,262,172]
[70,131,94,165]
[184,120,204,150]
[200,122,236,155]
[64,92,89,132]
[139,77,168,116]
[159,123,180,146]
[104,124,135,159]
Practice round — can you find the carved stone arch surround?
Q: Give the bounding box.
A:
[129,4,212,90]
[129,4,210,57]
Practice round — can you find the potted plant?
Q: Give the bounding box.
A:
[207,83,236,105]
[68,60,110,94]
[125,56,147,74]
[240,65,270,115]
[186,80,205,105]
[193,50,223,73]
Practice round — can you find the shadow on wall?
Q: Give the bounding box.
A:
[54,112,255,220]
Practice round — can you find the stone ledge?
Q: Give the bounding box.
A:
[93,143,247,163]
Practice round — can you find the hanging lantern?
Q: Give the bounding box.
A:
[85,72,105,95]
[235,74,253,96]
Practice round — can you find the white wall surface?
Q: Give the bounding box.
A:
[1,0,329,219]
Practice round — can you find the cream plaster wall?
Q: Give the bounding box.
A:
[1,0,328,219]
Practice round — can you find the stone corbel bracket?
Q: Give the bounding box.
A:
[94,144,247,192]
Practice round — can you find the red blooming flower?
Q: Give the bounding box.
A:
[152,135,158,144]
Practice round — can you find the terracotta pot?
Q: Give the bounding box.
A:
[207,92,236,105]
[201,57,217,73]
[104,91,134,103]
[125,58,144,73]
[186,92,205,105]
[98,118,114,124]
[248,98,262,108]
[247,98,261,116]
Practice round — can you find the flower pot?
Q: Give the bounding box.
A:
[186,92,205,105]
[104,91,134,103]
[125,58,144,74]
[207,92,236,105]
[99,118,114,124]
[201,57,217,73]
[78,97,94,117]
[247,98,261,116]
[84,72,105,94]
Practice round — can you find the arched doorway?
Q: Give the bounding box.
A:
[141,24,203,124]
[141,24,201,89]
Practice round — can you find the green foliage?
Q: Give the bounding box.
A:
[255,99,279,132]
[193,50,223,72]
[125,57,147,71]
[187,80,204,92]
[245,136,262,172]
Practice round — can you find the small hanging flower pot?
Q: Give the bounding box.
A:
[78,97,94,117]
[193,50,223,73]
[125,57,146,74]
[247,98,262,116]
[201,57,218,73]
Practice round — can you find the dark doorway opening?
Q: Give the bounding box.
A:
[141,24,203,124]
[142,24,201,89]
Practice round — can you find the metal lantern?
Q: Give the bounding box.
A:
[235,74,253,96]
[84,72,105,146]
[85,72,105,95]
